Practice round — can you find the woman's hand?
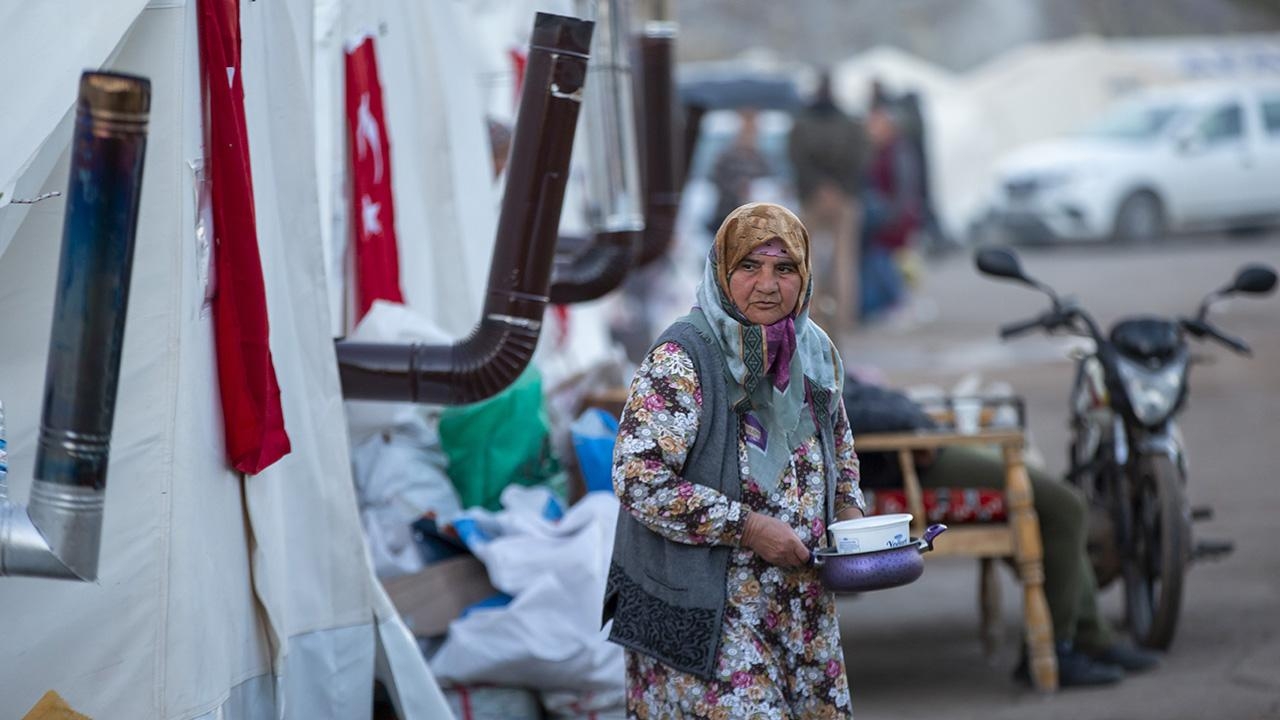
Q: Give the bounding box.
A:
[742,512,810,567]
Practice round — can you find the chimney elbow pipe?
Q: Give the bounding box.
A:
[335,309,542,405]
[336,13,595,405]
[548,229,640,304]
[636,22,680,268]
[1,72,150,581]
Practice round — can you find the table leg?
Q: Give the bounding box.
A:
[1003,442,1058,692]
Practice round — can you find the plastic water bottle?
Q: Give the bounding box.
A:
[0,400,8,504]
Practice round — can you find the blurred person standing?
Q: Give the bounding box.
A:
[896,91,947,254]
[787,70,866,340]
[859,102,919,320]
[707,109,773,237]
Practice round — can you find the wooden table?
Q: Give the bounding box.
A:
[855,428,1059,692]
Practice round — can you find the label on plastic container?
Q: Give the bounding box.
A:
[835,537,862,554]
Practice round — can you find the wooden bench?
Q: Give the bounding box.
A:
[855,427,1059,692]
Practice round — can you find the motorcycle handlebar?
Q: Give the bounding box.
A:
[1205,325,1251,355]
[999,316,1045,339]
[1180,317,1251,355]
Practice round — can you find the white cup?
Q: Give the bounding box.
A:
[953,398,982,434]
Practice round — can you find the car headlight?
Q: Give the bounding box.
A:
[1114,355,1186,426]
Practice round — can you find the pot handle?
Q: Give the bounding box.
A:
[917,523,948,553]
[808,550,824,567]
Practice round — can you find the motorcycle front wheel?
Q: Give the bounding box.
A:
[1123,453,1191,650]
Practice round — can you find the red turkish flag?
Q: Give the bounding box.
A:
[344,36,404,320]
[197,0,291,474]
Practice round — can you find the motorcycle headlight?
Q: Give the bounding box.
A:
[1115,355,1186,426]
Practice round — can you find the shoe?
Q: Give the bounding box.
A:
[1057,643,1124,687]
[1012,641,1124,688]
[1086,641,1160,674]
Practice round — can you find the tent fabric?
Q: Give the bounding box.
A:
[0,0,151,211]
[198,0,293,475]
[314,0,499,339]
[372,579,455,717]
[0,0,626,717]
[0,1,451,717]
[0,7,262,716]
[345,35,405,320]
[0,1,150,260]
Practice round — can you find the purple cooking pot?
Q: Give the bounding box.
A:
[811,524,948,593]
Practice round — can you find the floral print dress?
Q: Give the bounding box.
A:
[613,342,865,720]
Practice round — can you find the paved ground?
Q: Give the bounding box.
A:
[831,232,1280,720]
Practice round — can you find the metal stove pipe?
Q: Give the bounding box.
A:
[550,0,644,304]
[1,71,150,580]
[549,228,640,304]
[635,20,679,267]
[336,13,594,404]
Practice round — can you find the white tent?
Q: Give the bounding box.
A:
[0,1,462,717]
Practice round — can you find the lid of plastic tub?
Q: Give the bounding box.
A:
[828,513,912,531]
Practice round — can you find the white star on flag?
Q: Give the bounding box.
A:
[360,194,383,237]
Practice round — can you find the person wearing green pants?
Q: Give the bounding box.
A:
[843,377,1159,687]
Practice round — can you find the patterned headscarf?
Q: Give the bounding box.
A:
[693,202,843,493]
[712,203,811,317]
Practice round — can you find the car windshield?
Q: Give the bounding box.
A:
[1081,101,1182,140]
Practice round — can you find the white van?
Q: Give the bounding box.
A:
[990,83,1280,243]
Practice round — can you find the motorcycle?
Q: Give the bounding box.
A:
[974,247,1277,650]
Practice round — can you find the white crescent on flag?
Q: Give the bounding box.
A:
[356,92,384,183]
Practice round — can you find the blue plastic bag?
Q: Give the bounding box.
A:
[570,408,619,494]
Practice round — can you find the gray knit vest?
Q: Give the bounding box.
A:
[602,312,839,679]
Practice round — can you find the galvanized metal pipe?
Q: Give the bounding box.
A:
[1,71,150,580]
[551,0,644,304]
[336,13,594,404]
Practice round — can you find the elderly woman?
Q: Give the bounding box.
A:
[603,202,865,719]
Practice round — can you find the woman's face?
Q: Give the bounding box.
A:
[728,252,802,325]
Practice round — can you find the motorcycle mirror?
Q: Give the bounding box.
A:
[1228,264,1277,296]
[974,247,1031,284]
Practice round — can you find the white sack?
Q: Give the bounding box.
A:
[429,491,624,694]
[351,412,462,578]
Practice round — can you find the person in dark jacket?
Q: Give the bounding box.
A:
[787,70,865,339]
[707,109,772,236]
[842,375,1160,687]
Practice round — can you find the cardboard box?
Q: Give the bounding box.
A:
[381,555,498,638]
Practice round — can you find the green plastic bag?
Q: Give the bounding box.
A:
[437,367,561,511]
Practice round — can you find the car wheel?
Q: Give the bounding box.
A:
[1113,191,1165,244]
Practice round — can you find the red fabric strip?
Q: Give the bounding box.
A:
[197,0,291,474]
[344,36,405,320]
[509,48,527,105]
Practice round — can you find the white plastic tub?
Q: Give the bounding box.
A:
[828,513,913,554]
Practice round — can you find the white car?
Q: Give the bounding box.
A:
[991,83,1280,243]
